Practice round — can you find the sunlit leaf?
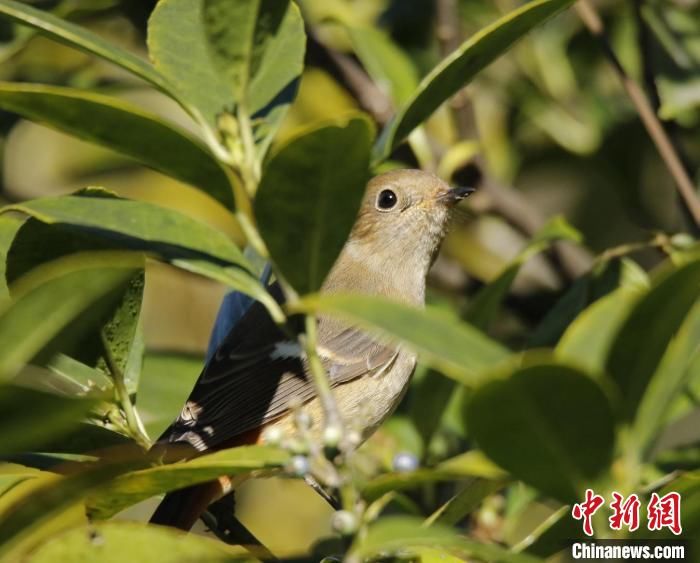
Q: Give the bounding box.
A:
[350,516,542,562]
[555,287,641,374]
[0,0,172,94]
[255,116,373,294]
[0,459,142,560]
[0,252,142,382]
[137,353,202,439]
[373,0,575,160]
[27,521,250,563]
[0,83,235,210]
[607,259,700,420]
[3,190,249,268]
[466,362,614,503]
[294,293,510,384]
[531,257,648,348]
[86,445,289,519]
[634,300,700,459]
[203,0,305,114]
[0,386,98,456]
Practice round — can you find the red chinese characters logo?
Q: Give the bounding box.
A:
[648,492,682,535]
[609,492,640,532]
[572,489,682,536]
[572,489,605,537]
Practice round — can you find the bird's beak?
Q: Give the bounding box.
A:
[440,185,476,204]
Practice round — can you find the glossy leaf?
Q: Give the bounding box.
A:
[634,300,700,458]
[0,252,142,382]
[0,0,172,95]
[203,0,305,114]
[0,83,235,210]
[0,459,142,560]
[466,362,615,503]
[4,190,249,268]
[0,386,98,456]
[137,353,202,439]
[255,116,373,294]
[86,445,289,519]
[362,451,506,502]
[607,260,700,420]
[425,478,507,527]
[373,0,575,160]
[350,516,542,562]
[0,215,21,303]
[147,0,231,129]
[556,287,641,375]
[5,216,146,388]
[294,293,510,385]
[27,522,250,563]
[530,257,648,348]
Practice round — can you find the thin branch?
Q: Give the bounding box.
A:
[301,314,343,435]
[306,30,393,125]
[576,0,700,227]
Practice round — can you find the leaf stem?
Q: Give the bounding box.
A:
[101,333,150,450]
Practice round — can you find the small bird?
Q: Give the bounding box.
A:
[150,169,474,529]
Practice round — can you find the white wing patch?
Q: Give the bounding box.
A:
[269,341,303,360]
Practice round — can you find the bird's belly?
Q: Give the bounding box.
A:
[333,351,416,438]
[266,351,416,444]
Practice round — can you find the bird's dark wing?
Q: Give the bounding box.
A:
[159,284,396,451]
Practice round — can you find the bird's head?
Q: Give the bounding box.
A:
[330,169,474,301]
[349,169,473,265]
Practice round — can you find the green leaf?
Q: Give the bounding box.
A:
[0,464,43,497]
[348,26,419,106]
[0,0,172,95]
[425,478,507,527]
[137,353,202,439]
[530,257,648,348]
[408,368,457,449]
[466,362,615,503]
[203,0,305,114]
[0,459,142,560]
[362,451,506,502]
[606,260,700,420]
[147,0,231,128]
[373,0,575,160]
[350,516,542,562]
[39,424,132,455]
[466,216,581,331]
[255,116,373,294]
[555,287,641,375]
[26,522,251,563]
[4,190,249,268]
[633,300,700,459]
[0,83,235,210]
[0,385,98,456]
[86,445,289,519]
[0,215,21,304]
[6,216,145,384]
[0,252,143,382]
[294,293,509,385]
[655,471,700,538]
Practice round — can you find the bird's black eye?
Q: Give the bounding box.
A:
[376,189,398,210]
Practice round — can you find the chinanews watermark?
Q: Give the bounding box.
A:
[569,489,688,561]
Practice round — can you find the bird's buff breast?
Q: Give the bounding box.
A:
[272,349,416,442]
